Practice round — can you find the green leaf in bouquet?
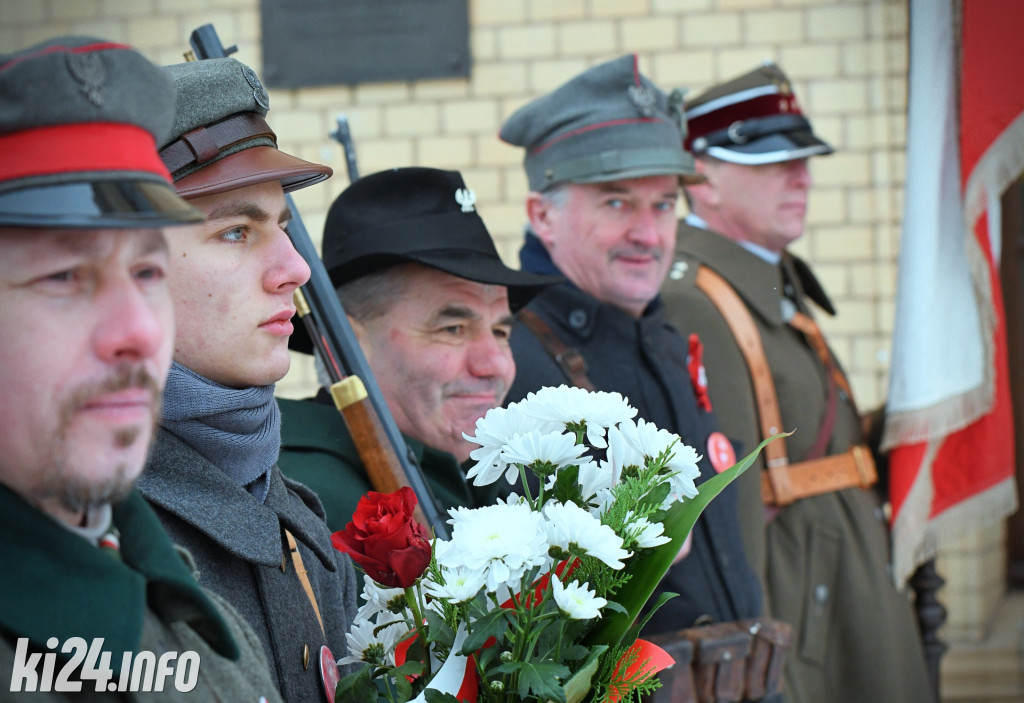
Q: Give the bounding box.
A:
[334,666,379,703]
[494,660,572,702]
[423,691,462,703]
[562,644,607,703]
[460,606,512,654]
[585,433,787,650]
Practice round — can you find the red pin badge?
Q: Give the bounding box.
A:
[707,432,736,473]
[320,645,340,703]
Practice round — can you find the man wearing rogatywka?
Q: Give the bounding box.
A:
[0,37,281,701]
[661,63,931,702]
[136,57,358,702]
[499,54,781,701]
[280,166,557,532]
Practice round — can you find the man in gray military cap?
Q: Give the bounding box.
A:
[0,37,281,700]
[136,56,357,703]
[662,62,932,703]
[500,55,781,701]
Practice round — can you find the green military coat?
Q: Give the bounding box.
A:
[278,394,493,533]
[661,222,931,703]
[0,485,282,702]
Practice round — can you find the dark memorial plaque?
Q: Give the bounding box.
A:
[260,0,469,88]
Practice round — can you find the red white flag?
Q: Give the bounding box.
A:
[883,0,1020,586]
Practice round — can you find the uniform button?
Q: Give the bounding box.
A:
[302,644,310,670]
[568,309,587,330]
[669,261,689,280]
[813,584,829,605]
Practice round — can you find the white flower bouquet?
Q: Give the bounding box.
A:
[332,386,772,703]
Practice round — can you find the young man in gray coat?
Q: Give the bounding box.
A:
[0,37,281,702]
[137,57,358,702]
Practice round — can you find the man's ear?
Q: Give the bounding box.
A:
[684,158,719,211]
[348,314,372,361]
[526,192,557,248]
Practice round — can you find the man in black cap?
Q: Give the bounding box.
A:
[279,166,556,531]
[499,54,775,690]
[0,37,281,700]
[137,56,357,702]
[662,63,931,702]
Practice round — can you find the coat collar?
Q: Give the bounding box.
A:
[0,485,237,668]
[139,429,337,571]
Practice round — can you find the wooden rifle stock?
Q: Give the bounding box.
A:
[189,23,450,539]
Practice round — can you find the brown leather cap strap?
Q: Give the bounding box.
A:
[160,112,275,175]
[516,308,597,392]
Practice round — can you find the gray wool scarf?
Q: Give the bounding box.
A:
[161,362,279,503]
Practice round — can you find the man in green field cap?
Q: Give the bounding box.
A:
[0,36,281,701]
[137,56,357,702]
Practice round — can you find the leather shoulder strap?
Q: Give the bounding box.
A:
[517,308,597,391]
[694,266,789,472]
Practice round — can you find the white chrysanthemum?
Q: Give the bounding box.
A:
[355,574,407,623]
[422,566,488,604]
[543,501,631,569]
[337,618,408,666]
[607,419,701,505]
[518,386,637,448]
[442,501,552,592]
[577,458,616,506]
[464,403,552,486]
[663,441,701,505]
[625,513,671,549]
[551,575,607,620]
[500,430,587,476]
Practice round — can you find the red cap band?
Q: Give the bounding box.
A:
[0,122,172,184]
[687,93,802,148]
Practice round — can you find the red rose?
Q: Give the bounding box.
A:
[331,486,433,588]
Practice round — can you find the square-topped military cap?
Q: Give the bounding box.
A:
[685,62,833,165]
[0,36,203,228]
[500,54,696,191]
[159,58,331,199]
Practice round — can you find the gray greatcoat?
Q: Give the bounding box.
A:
[662,222,931,703]
[139,429,359,703]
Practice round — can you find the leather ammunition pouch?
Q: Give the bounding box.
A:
[645,618,793,703]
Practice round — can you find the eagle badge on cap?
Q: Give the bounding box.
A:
[627,84,656,117]
[455,187,476,213]
[241,64,270,110]
[66,51,106,107]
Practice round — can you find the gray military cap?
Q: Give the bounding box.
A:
[0,36,202,228]
[159,58,331,199]
[685,62,833,165]
[500,54,696,192]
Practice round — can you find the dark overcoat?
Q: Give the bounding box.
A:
[661,222,931,703]
[139,429,359,703]
[0,485,283,702]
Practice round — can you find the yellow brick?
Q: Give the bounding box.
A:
[814,225,874,261]
[127,16,182,50]
[503,166,530,201]
[683,13,741,46]
[156,0,211,11]
[354,81,411,104]
[270,109,324,145]
[413,79,470,101]
[717,49,776,79]
[814,152,870,187]
[883,2,908,36]
[805,78,869,115]
[844,116,876,151]
[805,188,845,226]
[558,20,618,55]
[235,7,260,45]
[483,203,530,244]
[652,50,715,90]
[819,299,873,334]
[471,0,527,25]
[298,85,355,109]
[717,0,773,8]
[528,0,585,21]
[385,103,440,137]
[744,10,803,44]
[810,262,849,297]
[477,136,522,167]
[622,17,678,51]
[528,58,589,93]
[418,135,474,169]
[807,6,868,41]
[471,62,528,97]
[844,188,875,225]
[1,0,47,24]
[330,105,382,140]
[591,0,651,17]
[459,168,502,202]
[499,24,555,59]
[443,99,500,134]
[471,27,498,61]
[357,137,415,173]
[872,149,903,188]
[500,95,533,122]
[73,20,129,42]
[101,0,156,18]
[809,115,840,148]
[841,41,882,77]
[652,0,710,10]
[778,45,840,78]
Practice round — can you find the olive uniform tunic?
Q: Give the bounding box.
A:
[506,233,764,633]
[662,222,931,703]
[139,429,358,703]
[277,393,497,533]
[0,485,282,702]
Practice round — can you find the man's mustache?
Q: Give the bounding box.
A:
[62,365,163,419]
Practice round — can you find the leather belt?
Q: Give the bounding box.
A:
[760,444,877,506]
[160,112,275,174]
